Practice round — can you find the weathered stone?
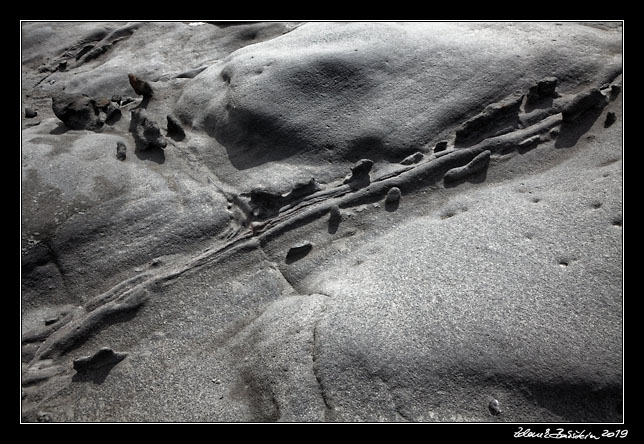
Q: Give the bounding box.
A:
[116,141,127,160]
[51,93,103,131]
[385,187,401,204]
[488,399,502,416]
[454,94,523,147]
[128,73,154,97]
[343,159,373,186]
[537,76,558,97]
[401,152,423,165]
[130,109,167,151]
[72,347,128,372]
[444,150,491,182]
[562,88,607,122]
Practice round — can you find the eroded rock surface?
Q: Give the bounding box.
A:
[21,21,623,424]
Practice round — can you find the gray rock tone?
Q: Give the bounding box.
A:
[489,399,502,416]
[73,347,128,372]
[51,93,103,131]
[385,187,401,204]
[454,94,524,147]
[129,108,167,151]
[444,150,492,183]
[128,73,153,97]
[116,141,127,160]
[526,76,559,105]
[343,159,373,188]
[400,152,424,165]
[21,21,623,425]
[562,87,607,122]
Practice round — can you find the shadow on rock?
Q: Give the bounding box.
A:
[71,347,128,385]
[328,206,341,234]
[524,96,554,114]
[133,95,151,110]
[385,199,400,212]
[328,218,340,234]
[208,107,307,170]
[526,381,622,422]
[134,146,166,164]
[105,110,122,126]
[384,187,401,212]
[555,106,604,149]
[49,124,70,135]
[285,242,313,264]
[71,359,122,384]
[129,108,167,164]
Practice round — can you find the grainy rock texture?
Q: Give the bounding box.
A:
[21,21,623,424]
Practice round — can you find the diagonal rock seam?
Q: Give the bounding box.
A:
[21,78,620,409]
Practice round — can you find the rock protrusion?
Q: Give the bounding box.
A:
[51,93,103,131]
[488,399,502,416]
[385,187,401,204]
[444,150,491,183]
[128,73,154,97]
[400,152,424,165]
[130,109,167,151]
[282,178,321,202]
[343,159,373,187]
[384,186,401,212]
[72,347,128,372]
[526,77,558,104]
[116,141,127,160]
[249,188,283,219]
[561,88,607,122]
[329,205,341,224]
[454,94,524,147]
[249,178,321,219]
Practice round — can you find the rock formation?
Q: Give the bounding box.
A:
[21,21,623,426]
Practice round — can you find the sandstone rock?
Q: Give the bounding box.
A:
[444,150,491,182]
[400,152,423,165]
[51,93,103,130]
[130,108,167,151]
[116,141,127,160]
[73,347,128,372]
[343,159,373,187]
[562,88,607,122]
[385,187,401,204]
[128,73,153,97]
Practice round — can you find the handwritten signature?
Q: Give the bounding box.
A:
[514,427,629,440]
